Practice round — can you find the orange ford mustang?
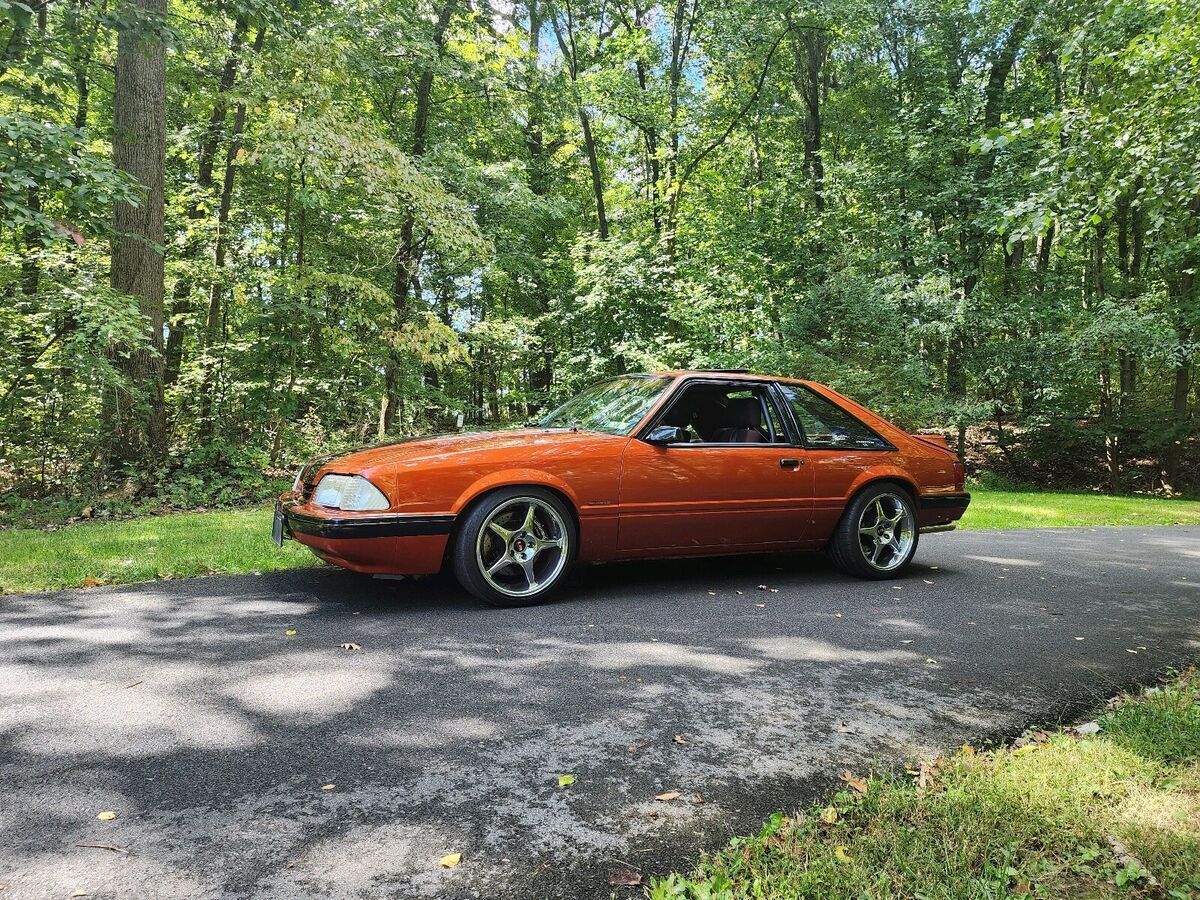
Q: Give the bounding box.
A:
[274,371,969,606]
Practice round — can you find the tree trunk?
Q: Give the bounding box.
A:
[790,25,827,212]
[197,25,266,438]
[1162,358,1190,493]
[382,0,458,436]
[106,0,167,469]
[164,15,250,390]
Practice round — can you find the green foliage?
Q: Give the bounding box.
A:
[0,0,1197,506]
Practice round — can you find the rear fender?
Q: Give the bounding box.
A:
[844,466,920,506]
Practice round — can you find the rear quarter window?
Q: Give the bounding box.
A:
[778,385,891,450]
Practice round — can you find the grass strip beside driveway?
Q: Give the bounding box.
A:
[0,506,313,594]
[650,669,1200,899]
[1,489,1199,593]
[961,487,1200,529]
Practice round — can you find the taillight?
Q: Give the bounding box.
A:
[952,460,965,491]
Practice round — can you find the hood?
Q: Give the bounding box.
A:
[312,428,616,474]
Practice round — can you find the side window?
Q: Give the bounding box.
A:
[779,385,889,450]
[655,383,791,444]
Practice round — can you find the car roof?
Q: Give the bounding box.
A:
[647,370,814,387]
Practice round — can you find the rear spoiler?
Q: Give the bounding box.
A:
[911,432,953,453]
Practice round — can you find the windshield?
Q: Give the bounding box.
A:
[538,376,672,435]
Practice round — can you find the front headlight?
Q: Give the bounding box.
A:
[312,474,390,511]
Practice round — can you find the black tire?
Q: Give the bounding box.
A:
[452,486,576,607]
[827,482,919,579]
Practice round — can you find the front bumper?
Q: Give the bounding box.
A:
[279,502,454,540]
[275,499,455,575]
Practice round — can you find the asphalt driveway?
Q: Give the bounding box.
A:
[1,526,1198,899]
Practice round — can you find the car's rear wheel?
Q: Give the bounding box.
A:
[828,482,918,579]
[452,487,575,606]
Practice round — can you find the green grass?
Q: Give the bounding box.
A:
[0,487,1198,594]
[0,506,313,594]
[651,669,1200,900]
[960,485,1200,530]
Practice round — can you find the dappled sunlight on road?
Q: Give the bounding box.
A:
[963,554,1043,567]
[1,528,1198,899]
[746,635,919,665]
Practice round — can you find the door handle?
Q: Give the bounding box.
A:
[780,458,803,469]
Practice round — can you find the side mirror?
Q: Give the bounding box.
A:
[645,425,689,445]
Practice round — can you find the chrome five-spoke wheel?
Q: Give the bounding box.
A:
[856,492,915,572]
[828,483,919,579]
[454,488,575,606]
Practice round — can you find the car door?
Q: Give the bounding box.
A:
[774,382,900,538]
[615,380,813,552]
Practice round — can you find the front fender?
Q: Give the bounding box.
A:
[452,468,582,515]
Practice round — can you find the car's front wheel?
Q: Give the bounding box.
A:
[452,487,575,606]
[828,482,919,579]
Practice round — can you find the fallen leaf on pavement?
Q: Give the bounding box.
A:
[557,774,575,788]
[839,771,867,795]
[757,584,769,591]
[72,891,89,898]
[607,870,642,886]
[834,612,843,618]
[926,658,937,665]
[95,811,117,821]
[76,843,128,854]
[338,642,362,651]
[821,805,838,824]
[438,853,461,869]
[836,721,852,733]
[285,629,297,636]
[321,784,336,791]
[693,792,705,804]
[1074,636,1084,641]
[655,791,682,802]
[899,639,913,644]
[673,734,688,745]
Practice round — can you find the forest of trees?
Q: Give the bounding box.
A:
[1,0,1198,512]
